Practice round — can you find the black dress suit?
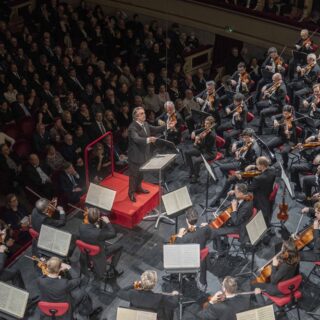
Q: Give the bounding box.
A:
[195,294,250,320]
[127,120,165,194]
[59,171,82,204]
[247,167,276,225]
[210,199,253,252]
[88,121,107,140]
[37,275,82,320]
[118,287,179,320]
[31,207,66,233]
[78,221,122,278]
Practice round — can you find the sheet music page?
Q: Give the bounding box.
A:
[140,154,176,171]
[162,186,192,216]
[38,225,71,256]
[116,307,157,320]
[52,228,72,256]
[85,183,116,211]
[0,282,29,319]
[38,224,54,251]
[236,305,275,320]
[201,154,216,181]
[163,244,200,269]
[246,210,267,246]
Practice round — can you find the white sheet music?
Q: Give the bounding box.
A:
[140,154,176,171]
[0,282,29,319]
[116,307,157,320]
[163,244,200,270]
[201,154,217,181]
[38,225,72,256]
[85,183,116,211]
[162,186,192,216]
[246,210,267,246]
[236,305,275,320]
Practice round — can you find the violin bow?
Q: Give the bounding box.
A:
[67,203,86,213]
[213,194,230,218]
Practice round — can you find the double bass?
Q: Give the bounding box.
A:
[277,186,289,222]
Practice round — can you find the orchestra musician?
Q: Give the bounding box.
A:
[173,208,212,291]
[243,156,276,226]
[256,73,287,135]
[30,198,66,233]
[207,183,253,256]
[194,276,251,320]
[289,29,318,80]
[252,238,300,304]
[255,47,286,102]
[288,53,320,110]
[127,106,165,202]
[117,270,179,320]
[300,201,320,262]
[230,62,252,95]
[185,116,217,184]
[301,83,320,129]
[196,80,221,126]
[37,256,99,319]
[266,105,297,169]
[78,207,123,280]
[157,101,183,145]
[217,93,248,153]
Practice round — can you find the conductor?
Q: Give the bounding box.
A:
[128,107,165,202]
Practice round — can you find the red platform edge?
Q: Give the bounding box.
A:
[81,172,160,229]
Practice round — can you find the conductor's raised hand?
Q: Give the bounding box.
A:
[149,136,157,143]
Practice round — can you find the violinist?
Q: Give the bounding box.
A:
[207,183,253,256]
[214,128,259,185]
[173,208,212,291]
[289,29,317,80]
[301,83,320,126]
[194,276,250,320]
[288,53,320,110]
[246,156,277,226]
[230,62,252,95]
[255,47,285,102]
[252,238,300,304]
[299,201,320,262]
[217,93,248,152]
[31,198,66,233]
[78,207,123,280]
[185,116,217,184]
[257,73,287,135]
[196,80,221,126]
[157,101,183,145]
[290,134,320,195]
[37,256,100,319]
[266,105,297,169]
[117,270,179,320]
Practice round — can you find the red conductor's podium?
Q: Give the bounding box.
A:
[80,173,159,228]
[82,132,159,228]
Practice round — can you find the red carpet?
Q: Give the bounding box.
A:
[83,172,160,229]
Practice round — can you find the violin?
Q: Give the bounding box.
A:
[238,170,262,178]
[45,197,58,217]
[263,80,281,99]
[194,128,211,146]
[235,141,253,160]
[83,207,89,224]
[25,255,49,276]
[277,187,288,222]
[209,194,253,229]
[292,141,320,150]
[167,113,177,131]
[133,280,143,290]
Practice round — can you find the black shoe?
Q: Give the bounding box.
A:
[129,193,136,202]
[136,188,150,194]
[190,175,198,184]
[90,307,103,318]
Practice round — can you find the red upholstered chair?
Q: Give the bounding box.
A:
[269,183,279,202]
[3,123,19,140]
[200,247,209,261]
[29,228,39,239]
[247,112,255,123]
[12,139,32,159]
[262,274,302,320]
[38,301,69,320]
[285,95,290,104]
[18,117,35,139]
[216,135,225,149]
